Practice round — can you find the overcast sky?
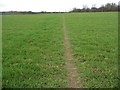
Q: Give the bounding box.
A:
[0,0,119,12]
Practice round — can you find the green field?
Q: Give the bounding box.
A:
[2,12,118,88]
[65,12,118,87]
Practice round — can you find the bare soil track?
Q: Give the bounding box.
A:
[62,16,80,88]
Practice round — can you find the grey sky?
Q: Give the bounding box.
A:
[0,0,119,12]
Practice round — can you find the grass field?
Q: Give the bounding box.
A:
[2,14,67,88]
[65,12,118,88]
[2,12,118,88]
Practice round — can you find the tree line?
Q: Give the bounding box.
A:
[1,11,65,14]
[1,2,120,14]
[70,3,119,12]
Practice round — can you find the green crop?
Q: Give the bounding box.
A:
[2,12,118,88]
[2,14,67,88]
[65,12,118,88]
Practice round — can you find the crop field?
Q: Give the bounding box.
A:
[65,12,118,87]
[2,14,67,88]
[2,12,118,88]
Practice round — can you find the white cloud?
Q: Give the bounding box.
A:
[0,0,119,12]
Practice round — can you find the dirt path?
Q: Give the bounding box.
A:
[62,16,80,88]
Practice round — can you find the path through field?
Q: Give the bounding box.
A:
[62,16,80,88]
[2,13,118,88]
